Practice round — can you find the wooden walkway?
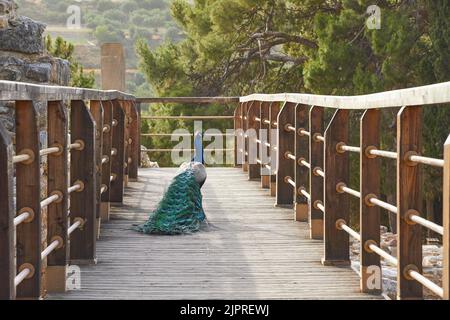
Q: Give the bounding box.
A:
[49,168,382,300]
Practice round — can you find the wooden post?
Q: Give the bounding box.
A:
[90,100,104,239]
[234,103,243,168]
[137,102,142,169]
[276,102,296,207]
[100,101,113,221]
[0,121,14,300]
[247,101,260,180]
[128,102,139,181]
[269,102,280,197]
[46,101,69,293]
[444,134,450,300]
[70,100,97,265]
[110,100,125,204]
[360,109,382,294]
[309,106,324,239]
[295,104,310,222]
[120,101,130,187]
[15,101,42,298]
[322,109,350,266]
[396,106,422,300]
[242,102,250,172]
[260,102,271,188]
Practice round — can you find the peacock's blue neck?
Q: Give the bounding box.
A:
[193,132,204,164]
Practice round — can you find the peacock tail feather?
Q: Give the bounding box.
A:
[134,168,206,235]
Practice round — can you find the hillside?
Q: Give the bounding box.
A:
[15,0,184,93]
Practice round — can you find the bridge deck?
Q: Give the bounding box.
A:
[49,168,381,300]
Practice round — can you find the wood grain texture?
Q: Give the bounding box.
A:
[233,103,243,167]
[396,106,422,299]
[0,121,14,299]
[128,102,139,180]
[110,100,125,203]
[242,102,250,172]
[295,104,309,221]
[269,102,280,197]
[70,100,97,263]
[47,101,69,267]
[15,101,42,298]
[101,101,113,207]
[247,101,260,180]
[47,168,382,300]
[90,101,104,220]
[360,109,381,294]
[309,107,324,239]
[276,102,296,206]
[259,102,271,186]
[323,109,350,265]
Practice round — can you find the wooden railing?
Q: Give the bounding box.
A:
[236,82,450,300]
[138,97,239,164]
[0,80,139,299]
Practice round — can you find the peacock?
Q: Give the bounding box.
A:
[134,132,207,235]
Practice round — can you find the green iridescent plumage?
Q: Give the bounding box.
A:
[135,168,206,235]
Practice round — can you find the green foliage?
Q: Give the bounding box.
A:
[137,0,450,225]
[45,35,95,88]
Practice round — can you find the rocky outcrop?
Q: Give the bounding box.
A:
[0,0,70,137]
[0,16,46,54]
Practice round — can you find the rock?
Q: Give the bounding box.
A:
[0,16,45,54]
[25,62,51,82]
[422,255,442,268]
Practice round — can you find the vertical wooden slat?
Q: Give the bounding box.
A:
[309,106,324,239]
[121,101,130,187]
[276,102,296,206]
[242,102,250,172]
[100,101,113,221]
[322,109,350,266]
[15,101,42,298]
[128,102,139,181]
[260,102,271,188]
[269,102,280,197]
[46,101,69,293]
[110,100,125,204]
[295,104,309,222]
[444,134,450,300]
[70,100,96,264]
[360,109,381,294]
[136,102,142,169]
[397,106,422,300]
[90,100,104,223]
[247,101,260,180]
[234,103,242,168]
[0,121,14,299]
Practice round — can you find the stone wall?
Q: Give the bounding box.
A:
[0,0,70,137]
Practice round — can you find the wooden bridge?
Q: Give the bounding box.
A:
[1,80,450,300]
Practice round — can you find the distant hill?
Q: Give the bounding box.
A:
[15,0,184,93]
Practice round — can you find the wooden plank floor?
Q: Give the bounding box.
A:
[48,168,382,300]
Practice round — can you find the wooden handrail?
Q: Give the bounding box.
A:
[0,80,134,101]
[0,81,138,300]
[137,96,239,104]
[236,83,450,300]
